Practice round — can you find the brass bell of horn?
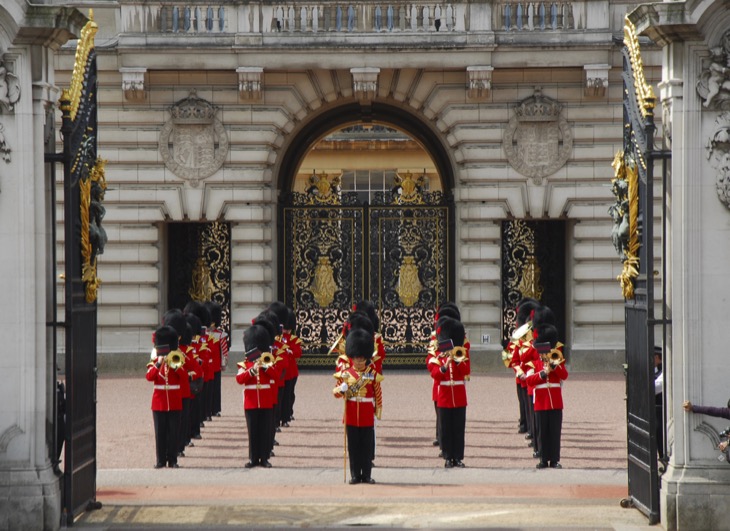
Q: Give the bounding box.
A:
[166,351,184,370]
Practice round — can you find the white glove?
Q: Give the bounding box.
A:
[339,382,349,393]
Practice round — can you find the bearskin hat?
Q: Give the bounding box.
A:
[353,300,379,331]
[184,300,212,329]
[251,315,277,348]
[532,305,556,329]
[185,312,204,337]
[436,302,461,321]
[154,325,179,353]
[533,323,559,349]
[244,324,272,355]
[267,301,290,331]
[516,298,540,326]
[437,316,465,347]
[162,309,187,338]
[345,328,374,361]
[285,307,297,332]
[205,301,223,328]
[345,311,375,337]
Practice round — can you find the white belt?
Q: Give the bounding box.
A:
[154,385,180,390]
[244,384,271,390]
[534,382,557,390]
[347,397,374,403]
[440,381,464,386]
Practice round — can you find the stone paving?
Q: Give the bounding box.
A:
[73,370,661,529]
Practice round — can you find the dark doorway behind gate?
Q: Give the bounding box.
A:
[501,220,566,347]
[167,222,232,333]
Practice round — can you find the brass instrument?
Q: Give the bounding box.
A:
[448,346,468,363]
[327,332,345,356]
[545,348,565,366]
[256,351,275,369]
[501,348,512,368]
[166,351,184,370]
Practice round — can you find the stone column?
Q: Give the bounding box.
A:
[0,5,85,529]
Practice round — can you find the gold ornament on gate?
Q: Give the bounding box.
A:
[397,255,422,307]
[311,256,336,307]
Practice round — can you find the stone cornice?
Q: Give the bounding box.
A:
[13,6,87,49]
[628,3,703,47]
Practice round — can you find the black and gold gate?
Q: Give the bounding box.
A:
[612,17,669,525]
[279,173,453,368]
[500,220,566,344]
[167,222,232,332]
[45,12,104,525]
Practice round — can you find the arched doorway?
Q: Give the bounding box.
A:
[277,103,455,368]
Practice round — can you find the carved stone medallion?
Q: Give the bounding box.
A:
[706,111,730,210]
[159,90,228,186]
[503,88,572,184]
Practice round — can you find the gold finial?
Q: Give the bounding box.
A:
[89,8,94,21]
[623,16,655,118]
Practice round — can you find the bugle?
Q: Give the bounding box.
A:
[449,346,468,363]
[256,351,275,369]
[546,349,565,366]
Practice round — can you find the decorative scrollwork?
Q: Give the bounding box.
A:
[80,155,107,303]
[706,112,730,210]
[610,150,640,300]
[69,10,98,121]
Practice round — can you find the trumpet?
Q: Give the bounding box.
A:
[255,351,275,369]
[448,346,468,363]
[542,349,565,366]
[166,351,184,370]
[327,332,345,356]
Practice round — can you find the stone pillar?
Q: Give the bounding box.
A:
[632,2,730,529]
[0,5,85,529]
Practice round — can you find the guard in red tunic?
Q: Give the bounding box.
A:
[205,301,227,418]
[281,307,302,425]
[506,299,539,436]
[526,323,568,469]
[333,328,383,484]
[429,317,469,468]
[185,313,205,441]
[236,323,277,468]
[146,325,186,469]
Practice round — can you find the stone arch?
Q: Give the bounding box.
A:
[274,101,456,195]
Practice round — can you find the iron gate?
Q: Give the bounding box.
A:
[45,13,103,525]
[500,220,566,345]
[167,222,232,332]
[614,18,669,524]
[279,172,453,367]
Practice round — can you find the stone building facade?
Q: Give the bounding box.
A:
[55,0,660,371]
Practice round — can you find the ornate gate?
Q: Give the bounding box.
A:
[612,18,669,525]
[167,222,232,332]
[280,172,453,367]
[45,13,104,524]
[500,220,566,344]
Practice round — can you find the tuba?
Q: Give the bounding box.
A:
[166,351,184,370]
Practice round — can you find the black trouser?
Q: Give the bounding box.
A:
[289,376,298,420]
[347,425,374,481]
[433,401,441,448]
[438,406,466,462]
[203,380,213,420]
[153,410,181,466]
[282,378,296,423]
[179,398,191,453]
[245,408,273,464]
[190,394,201,438]
[517,383,528,431]
[536,409,563,465]
[213,371,222,415]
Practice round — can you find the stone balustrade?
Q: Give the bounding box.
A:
[120,0,600,35]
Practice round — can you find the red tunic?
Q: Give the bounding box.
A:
[429,353,469,408]
[209,330,222,373]
[525,358,569,411]
[333,366,384,427]
[235,360,277,409]
[146,361,185,411]
[282,332,302,380]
